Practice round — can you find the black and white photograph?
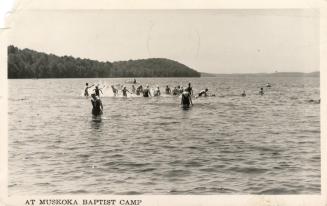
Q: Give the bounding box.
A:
[0,0,326,205]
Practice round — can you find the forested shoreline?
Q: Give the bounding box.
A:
[7,46,200,78]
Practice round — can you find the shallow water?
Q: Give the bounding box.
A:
[8,76,320,195]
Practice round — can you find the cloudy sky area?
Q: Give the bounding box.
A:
[7,9,319,74]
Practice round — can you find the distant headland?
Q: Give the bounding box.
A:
[201,71,319,77]
[7,46,201,79]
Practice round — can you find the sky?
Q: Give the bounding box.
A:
[6,9,319,74]
[0,0,14,28]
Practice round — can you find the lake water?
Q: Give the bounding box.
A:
[8,77,320,195]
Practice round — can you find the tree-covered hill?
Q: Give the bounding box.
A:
[7,45,200,78]
[112,59,200,77]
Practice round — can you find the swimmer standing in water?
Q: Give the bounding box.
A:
[241,90,246,97]
[136,85,143,96]
[143,85,151,97]
[165,85,171,94]
[172,87,179,95]
[94,85,104,97]
[185,82,193,105]
[122,86,132,97]
[186,83,193,95]
[84,83,94,96]
[181,88,192,108]
[91,93,103,116]
[154,85,161,96]
[131,85,136,93]
[179,86,184,94]
[111,85,118,96]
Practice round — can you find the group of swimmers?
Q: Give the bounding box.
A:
[110,83,208,98]
[84,80,275,116]
[84,82,215,115]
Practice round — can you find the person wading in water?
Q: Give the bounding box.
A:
[181,88,192,109]
[91,93,103,116]
[143,85,151,97]
[84,83,94,97]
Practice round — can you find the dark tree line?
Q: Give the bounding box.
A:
[8,45,200,79]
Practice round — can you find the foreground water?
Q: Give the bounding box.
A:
[8,77,320,195]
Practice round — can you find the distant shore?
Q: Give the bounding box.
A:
[201,71,319,77]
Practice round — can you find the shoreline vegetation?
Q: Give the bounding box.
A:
[7,45,200,79]
[8,46,319,79]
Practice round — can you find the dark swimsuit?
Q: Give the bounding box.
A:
[186,86,192,94]
[95,88,100,96]
[122,89,127,97]
[84,87,89,96]
[182,92,190,105]
[91,99,102,115]
[143,89,150,97]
